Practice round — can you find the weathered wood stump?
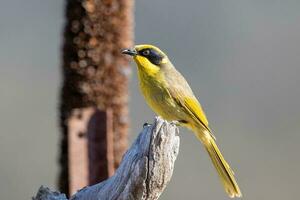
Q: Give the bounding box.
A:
[33,117,180,200]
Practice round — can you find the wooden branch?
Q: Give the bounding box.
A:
[34,117,180,200]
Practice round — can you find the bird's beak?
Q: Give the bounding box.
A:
[121,48,137,56]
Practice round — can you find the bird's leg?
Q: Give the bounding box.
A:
[170,120,180,126]
[143,122,152,128]
[170,119,188,127]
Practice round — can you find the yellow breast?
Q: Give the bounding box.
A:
[137,67,181,121]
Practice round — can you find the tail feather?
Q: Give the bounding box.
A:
[197,131,242,198]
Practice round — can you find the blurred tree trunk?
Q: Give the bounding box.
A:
[59,0,133,195]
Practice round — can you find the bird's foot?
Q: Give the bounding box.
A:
[143,122,152,128]
[170,120,180,126]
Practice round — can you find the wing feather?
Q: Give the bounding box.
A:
[163,67,213,135]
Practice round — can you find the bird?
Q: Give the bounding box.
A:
[122,44,242,198]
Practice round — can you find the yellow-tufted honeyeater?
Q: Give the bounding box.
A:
[122,44,242,198]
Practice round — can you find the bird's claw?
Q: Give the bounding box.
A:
[170,120,180,126]
[143,122,152,128]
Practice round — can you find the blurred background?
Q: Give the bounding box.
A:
[1,0,300,199]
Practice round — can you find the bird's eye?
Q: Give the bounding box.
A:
[142,49,150,56]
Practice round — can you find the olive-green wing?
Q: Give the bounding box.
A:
[184,97,210,128]
[163,64,212,133]
[177,95,211,132]
[165,83,210,130]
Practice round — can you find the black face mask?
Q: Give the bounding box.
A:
[138,48,164,65]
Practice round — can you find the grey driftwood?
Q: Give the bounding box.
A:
[33,117,180,200]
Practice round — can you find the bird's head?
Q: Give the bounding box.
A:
[122,44,169,73]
